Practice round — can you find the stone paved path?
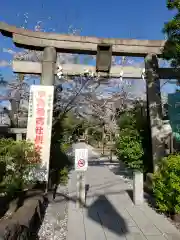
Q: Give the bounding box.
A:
[66,147,180,240]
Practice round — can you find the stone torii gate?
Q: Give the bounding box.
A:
[0,21,179,171]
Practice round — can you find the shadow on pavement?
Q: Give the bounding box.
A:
[126,189,156,207]
[88,155,119,167]
[109,162,133,180]
[88,160,119,167]
[88,155,133,182]
[88,194,128,236]
[54,190,129,237]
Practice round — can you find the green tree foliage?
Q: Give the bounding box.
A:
[115,111,144,171]
[62,112,87,141]
[0,139,40,196]
[49,111,86,187]
[115,103,152,172]
[87,126,102,146]
[162,0,180,67]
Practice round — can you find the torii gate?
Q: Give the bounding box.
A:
[0,21,179,171]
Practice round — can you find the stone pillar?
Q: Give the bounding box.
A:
[133,171,144,205]
[41,47,57,86]
[41,47,56,191]
[145,54,165,171]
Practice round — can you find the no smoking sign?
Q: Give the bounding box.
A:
[78,159,85,168]
[75,149,88,171]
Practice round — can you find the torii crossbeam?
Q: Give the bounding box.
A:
[0,22,165,56]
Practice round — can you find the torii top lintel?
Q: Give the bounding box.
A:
[0,22,165,57]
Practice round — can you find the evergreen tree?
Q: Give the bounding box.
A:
[163,0,180,68]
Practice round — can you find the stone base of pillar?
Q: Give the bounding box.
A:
[16,133,22,141]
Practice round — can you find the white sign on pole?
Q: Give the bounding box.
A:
[75,148,88,171]
[26,85,54,182]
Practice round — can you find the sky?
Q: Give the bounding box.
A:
[0,0,175,39]
[0,0,178,98]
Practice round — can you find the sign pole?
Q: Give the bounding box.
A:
[76,172,80,208]
[76,172,79,208]
[76,172,85,208]
[75,148,88,208]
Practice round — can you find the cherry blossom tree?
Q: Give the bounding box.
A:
[0,18,147,133]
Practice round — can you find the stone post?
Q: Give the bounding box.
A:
[145,54,165,171]
[133,171,144,205]
[16,133,22,141]
[41,47,57,86]
[76,172,85,208]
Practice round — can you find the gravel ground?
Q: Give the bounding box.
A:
[38,184,69,240]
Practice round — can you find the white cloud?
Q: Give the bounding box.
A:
[0,60,10,67]
[3,48,16,55]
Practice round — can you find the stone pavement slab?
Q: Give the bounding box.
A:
[66,147,180,240]
[83,194,106,240]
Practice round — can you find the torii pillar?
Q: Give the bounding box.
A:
[41,47,57,86]
[145,54,165,171]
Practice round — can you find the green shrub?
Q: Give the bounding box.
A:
[61,142,70,153]
[117,111,136,130]
[115,104,152,173]
[152,154,180,214]
[49,141,71,187]
[115,128,144,171]
[0,139,40,196]
[59,167,69,185]
[59,142,71,184]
